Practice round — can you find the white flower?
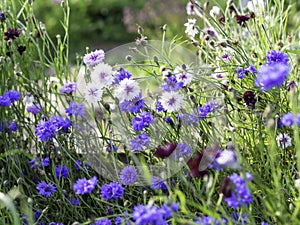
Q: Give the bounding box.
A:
[210,6,220,17]
[247,0,265,13]
[174,66,194,86]
[83,49,105,66]
[90,63,114,88]
[186,2,196,15]
[23,94,34,104]
[216,150,241,169]
[221,47,234,63]
[114,78,140,102]
[84,82,103,104]
[276,133,292,149]
[160,92,184,112]
[184,19,199,38]
[295,179,300,189]
[212,68,227,79]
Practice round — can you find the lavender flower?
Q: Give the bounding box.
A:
[100,182,124,201]
[4,90,21,102]
[151,176,167,190]
[83,49,105,66]
[28,157,50,169]
[92,218,112,225]
[36,181,56,197]
[27,104,42,115]
[120,166,137,185]
[160,75,184,92]
[132,112,153,132]
[119,93,144,113]
[254,62,290,91]
[73,176,98,194]
[65,102,85,117]
[115,67,132,81]
[60,82,77,94]
[129,133,150,151]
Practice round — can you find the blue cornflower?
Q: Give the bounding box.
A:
[27,104,42,115]
[50,116,72,132]
[0,95,11,106]
[132,112,153,132]
[65,102,85,117]
[55,165,69,178]
[119,166,137,185]
[4,90,21,103]
[261,222,270,225]
[70,197,79,206]
[236,68,246,79]
[36,181,56,197]
[73,176,98,195]
[266,50,289,65]
[92,218,112,225]
[281,112,294,126]
[74,160,82,171]
[100,182,124,201]
[60,82,77,94]
[35,120,57,142]
[254,62,290,91]
[132,204,169,225]
[156,101,165,112]
[106,142,118,152]
[151,176,167,190]
[247,64,257,73]
[49,222,63,225]
[224,173,252,208]
[129,133,150,151]
[115,67,132,81]
[28,157,50,169]
[0,121,18,132]
[195,215,227,225]
[119,93,144,113]
[160,75,184,92]
[230,212,248,225]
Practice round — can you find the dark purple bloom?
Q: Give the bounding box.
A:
[119,166,137,185]
[65,102,85,117]
[129,133,150,151]
[73,176,98,194]
[0,12,6,22]
[281,112,294,126]
[60,82,77,94]
[36,181,56,197]
[236,14,250,27]
[164,117,173,125]
[106,142,118,152]
[100,182,124,201]
[132,112,153,132]
[55,165,69,178]
[243,91,257,108]
[27,104,42,115]
[155,143,177,158]
[160,75,184,92]
[254,62,290,91]
[4,28,20,41]
[119,93,144,113]
[266,50,289,65]
[17,45,26,55]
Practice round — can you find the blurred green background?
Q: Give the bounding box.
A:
[31,0,188,59]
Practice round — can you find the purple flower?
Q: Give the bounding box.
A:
[151,176,167,190]
[0,95,11,106]
[0,12,6,22]
[160,75,184,92]
[4,28,20,41]
[83,49,105,66]
[156,101,165,112]
[254,62,290,91]
[92,218,112,225]
[236,14,250,27]
[70,197,79,206]
[297,113,300,127]
[36,181,56,197]
[27,104,42,115]
[49,223,63,225]
[100,182,124,201]
[28,157,50,169]
[55,165,69,178]
[195,215,227,225]
[4,90,21,102]
[132,112,153,132]
[236,68,246,79]
[65,102,85,117]
[73,176,98,194]
[247,64,257,73]
[132,204,169,225]
[119,166,137,185]
[0,121,18,132]
[60,82,77,94]
[119,93,144,113]
[129,133,150,151]
[281,112,294,126]
[224,173,252,208]
[266,50,289,65]
[115,67,132,81]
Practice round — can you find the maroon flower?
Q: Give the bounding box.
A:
[236,15,250,27]
[219,177,232,198]
[154,143,177,159]
[243,91,256,108]
[4,28,20,41]
[17,46,26,55]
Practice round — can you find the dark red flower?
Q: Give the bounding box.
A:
[236,15,250,27]
[154,143,177,159]
[4,28,20,41]
[243,91,256,108]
